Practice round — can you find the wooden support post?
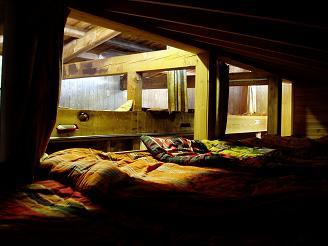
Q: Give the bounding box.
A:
[194,53,209,140]
[127,72,142,111]
[216,61,230,138]
[267,76,282,135]
[194,53,220,140]
[281,81,293,136]
[207,54,219,140]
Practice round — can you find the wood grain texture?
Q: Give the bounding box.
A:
[194,53,209,140]
[63,48,197,79]
[127,72,142,111]
[52,109,194,137]
[69,9,203,54]
[63,26,120,63]
[267,76,282,135]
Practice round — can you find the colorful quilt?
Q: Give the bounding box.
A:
[39,148,328,201]
[0,179,99,222]
[140,135,278,168]
[2,147,327,244]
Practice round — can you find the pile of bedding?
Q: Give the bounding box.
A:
[238,134,328,170]
[140,135,328,172]
[140,135,279,168]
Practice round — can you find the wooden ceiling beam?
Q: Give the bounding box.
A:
[63,47,197,79]
[63,26,120,63]
[76,52,101,60]
[72,6,327,70]
[98,1,327,51]
[130,21,328,76]
[144,20,328,62]
[106,38,154,52]
[128,0,326,29]
[69,8,203,54]
[64,25,86,38]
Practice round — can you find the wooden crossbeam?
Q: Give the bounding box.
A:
[63,48,197,79]
[63,26,120,63]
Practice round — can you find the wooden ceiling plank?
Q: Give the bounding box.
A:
[63,26,121,63]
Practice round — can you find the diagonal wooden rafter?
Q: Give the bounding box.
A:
[63,26,120,63]
[64,25,85,38]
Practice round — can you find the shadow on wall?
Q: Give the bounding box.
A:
[293,83,328,138]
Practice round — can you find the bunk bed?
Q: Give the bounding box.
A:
[1,135,328,245]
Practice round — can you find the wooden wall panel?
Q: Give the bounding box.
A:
[293,83,328,138]
[228,86,248,115]
[142,89,168,109]
[255,85,268,115]
[52,109,194,137]
[59,75,126,110]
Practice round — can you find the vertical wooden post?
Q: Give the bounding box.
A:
[127,72,142,111]
[207,54,219,140]
[216,61,230,138]
[194,53,219,140]
[267,76,282,135]
[194,53,209,140]
[178,70,188,113]
[281,81,293,136]
[167,70,176,112]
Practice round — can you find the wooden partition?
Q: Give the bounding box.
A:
[52,108,193,137]
[60,45,289,147]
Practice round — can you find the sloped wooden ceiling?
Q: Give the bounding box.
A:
[68,0,328,83]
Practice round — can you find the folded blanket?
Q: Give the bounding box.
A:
[140,135,278,168]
